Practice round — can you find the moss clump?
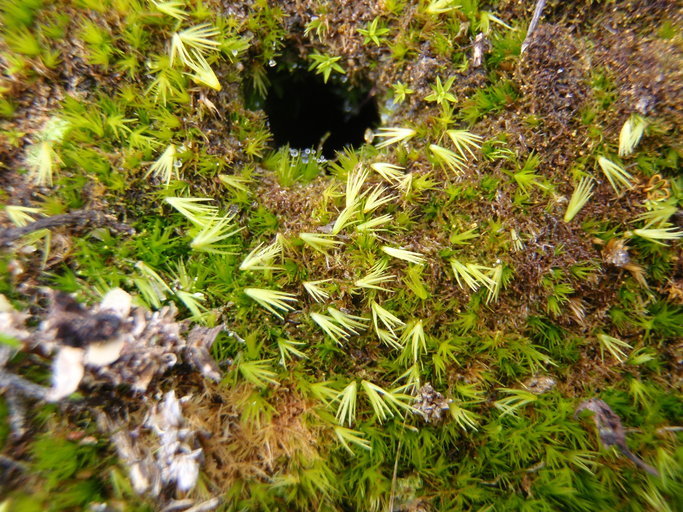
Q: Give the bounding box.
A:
[1,0,682,511]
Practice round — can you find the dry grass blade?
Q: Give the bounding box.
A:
[244,288,298,319]
[429,144,466,174]
[597,157,633,195]
[618,114,647,157]
[382,246,426,265]
[446,129,483,160]
[146,144,178,184]
[373,127,416,149]
[310,312,350,345]
[303,279,332,302]
[370,162,404,183]
[354,261,395,292]
[300,232,343,253]
[564,177,594,222]
[240,240,282,271]
[165,197,217,226]
[346,167,369,208]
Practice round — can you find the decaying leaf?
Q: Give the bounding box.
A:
[575,398,659,476]
[598,238,647,288]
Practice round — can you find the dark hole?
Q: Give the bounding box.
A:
[253,61,379,159]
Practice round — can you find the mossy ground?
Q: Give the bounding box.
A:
[0,0,682,511]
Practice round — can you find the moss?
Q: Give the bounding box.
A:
[0,0,682,510]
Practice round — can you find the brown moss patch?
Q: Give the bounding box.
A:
[253,173,332,236]
[517,24,590,125]
[184,382,323,492]
[595,29,683,134]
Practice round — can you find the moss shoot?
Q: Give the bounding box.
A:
[0,0,681,511]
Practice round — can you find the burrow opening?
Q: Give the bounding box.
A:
[247,56,380,159]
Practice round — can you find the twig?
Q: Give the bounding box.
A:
[524,460,546,473]
[6,389,29,439]
[656,426,683,434]
[471,33,490,68]
[388,439,402,512]
[0,455,28,474]
[0,369,49,400]
[162,500,195,512]
[576,399,660,477]
[183,498,222,512]
[0,454,29,493]
[521,0,547,54]
[0,210,133,248]
[0,454,28,472]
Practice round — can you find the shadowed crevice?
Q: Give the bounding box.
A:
[261,64,379,159]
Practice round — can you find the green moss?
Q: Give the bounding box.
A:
[0,0,681,510]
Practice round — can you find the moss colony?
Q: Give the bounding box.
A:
[0,0,682,511]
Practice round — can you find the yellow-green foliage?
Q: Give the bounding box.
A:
[0,1,681,511]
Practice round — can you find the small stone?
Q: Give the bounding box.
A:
[523,375,557,395]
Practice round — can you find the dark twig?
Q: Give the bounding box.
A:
[0,455,28,472]
[521,0,547,54]
[0,454,29,495]
[0,210,133,248]
[576,399,660,477]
